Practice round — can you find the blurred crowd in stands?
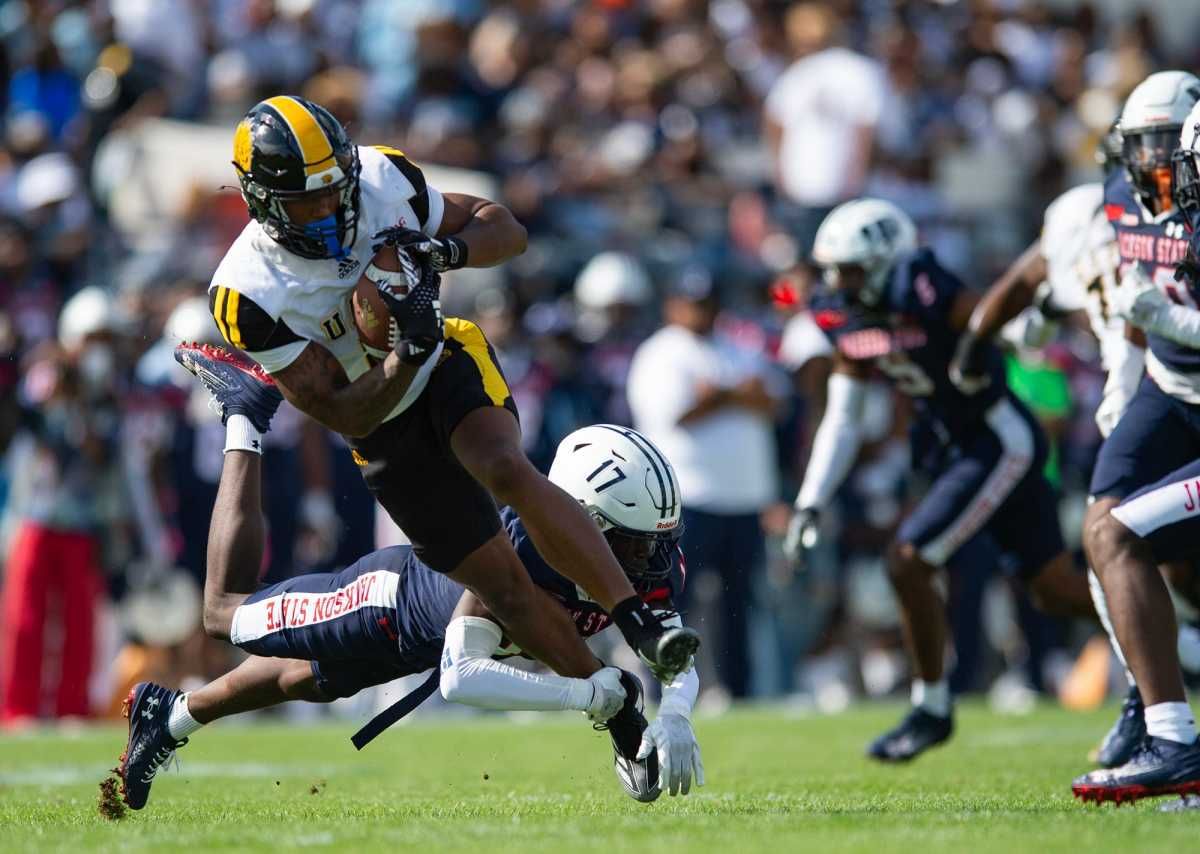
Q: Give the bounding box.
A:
[1,0,1194,725]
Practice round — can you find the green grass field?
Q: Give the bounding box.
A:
[0,702,1195,852]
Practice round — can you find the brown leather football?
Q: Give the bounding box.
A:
[351,243,404,359]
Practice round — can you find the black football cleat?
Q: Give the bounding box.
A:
[866,707,954,763]
[116,682,188,810]
[638,626,701,685]
[595,670,661,803]
[1095,686,1146,768]
[174,343,283,434]
[1073,736,1200,805]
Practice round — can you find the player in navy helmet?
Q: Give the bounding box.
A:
[113,344,704,811]
[213,96,698,703]
[783,199,1095,763]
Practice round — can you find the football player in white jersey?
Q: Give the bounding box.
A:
[208,96,698,694]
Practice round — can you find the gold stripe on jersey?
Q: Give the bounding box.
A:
[265,96,334,176]
[372,145,407,159]
[223,288,245,349]
[212,286,231,345]
[445,318,509,406]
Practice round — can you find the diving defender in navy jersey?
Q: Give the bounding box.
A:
[113,345,704,811]
[783,199,1095,763]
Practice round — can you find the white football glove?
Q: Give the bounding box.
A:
[584,666,627,723]
[1114,264,1165,328]
[636,713,705,796]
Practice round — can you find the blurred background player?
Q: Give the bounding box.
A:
[628,267,785,701]
[784,199,1095,762]
[116,344,702,810]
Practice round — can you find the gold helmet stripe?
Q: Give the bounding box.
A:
[264,96,335,177]
[232,119,254,173]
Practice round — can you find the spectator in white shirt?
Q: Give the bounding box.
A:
[764,4,885,255]
[627,268,784,698]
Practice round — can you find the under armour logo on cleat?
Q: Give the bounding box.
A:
[252,440,261,450]
[146,697,160,708]
[142,709,154,720]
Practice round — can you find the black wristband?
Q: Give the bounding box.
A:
[395,338,436,366]
[611,595,662,651]
[444,235,468,270]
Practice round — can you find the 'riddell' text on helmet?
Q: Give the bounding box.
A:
[232,96,361,261]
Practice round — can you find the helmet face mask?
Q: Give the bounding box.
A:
[1175,103,1200,233]
[1123,127,1179,216]
[1172,148,1200,230]
[233,97,361,260]
[603,524,683,594]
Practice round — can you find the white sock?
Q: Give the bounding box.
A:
[1088,569,1135,687]
[1144,701,1197,744]
[167,693,203,740]
[911,679,951,718]
[224,413,263,455]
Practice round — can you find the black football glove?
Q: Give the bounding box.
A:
[948,331,991,395]
[370,246,444,366]
[373,226,468,272]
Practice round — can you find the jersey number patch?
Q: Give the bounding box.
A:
[322,311,347,340]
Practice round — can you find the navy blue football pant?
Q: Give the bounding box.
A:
[678,508,763,698]
[228,559,435,699]
[1091,376,1200,562]
[898,396,1063,577]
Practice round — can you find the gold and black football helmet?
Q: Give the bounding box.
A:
[232,96,360,260]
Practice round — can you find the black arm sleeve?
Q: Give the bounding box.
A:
[209,286,305,353]
[373,145,431,230]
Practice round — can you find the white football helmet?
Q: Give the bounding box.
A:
[164,296,223,345]
[549,424,681,591]
[1119,70,1200,214]
[811,198,917,306]
[574,252,653,310]
[58,285,118,351]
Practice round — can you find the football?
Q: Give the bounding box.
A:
[351,242,406,359]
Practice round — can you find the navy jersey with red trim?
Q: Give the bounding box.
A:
[500,506,680,638]
[809,248,1006,437]
[1104,169,1198,371]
